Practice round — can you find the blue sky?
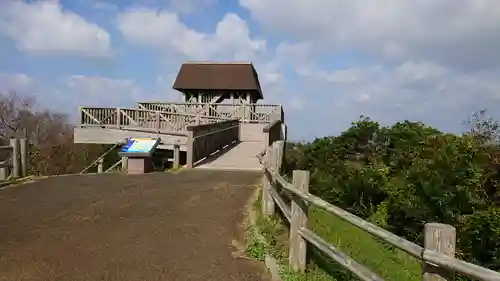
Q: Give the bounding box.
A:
[1,0,500,141]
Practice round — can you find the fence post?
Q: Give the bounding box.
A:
[273,140,285,173]
[10,138,20,178]
[97,157,104,173]
[173,140,180,169]
[262,147,276,216]
[289,170,309,272]
[19,138,28,177]
[422,223,456,281]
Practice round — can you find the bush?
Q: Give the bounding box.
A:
[283,112,500,272]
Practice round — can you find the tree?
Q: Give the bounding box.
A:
[0,92,111,175]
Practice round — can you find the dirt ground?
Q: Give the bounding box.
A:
[0,170,270,281]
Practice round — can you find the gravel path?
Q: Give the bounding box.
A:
[0,170,269,281]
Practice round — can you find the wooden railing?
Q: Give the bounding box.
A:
[79,107,229,133]
[186,119,240,168]
[137,102,283,124]
[258,141,500,281]
[0,138,28,180]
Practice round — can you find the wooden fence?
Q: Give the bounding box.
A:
[0,138,28,180]
[259,141,500,281]
[79,107,229,133]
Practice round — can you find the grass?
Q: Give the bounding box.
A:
[245,187,422,281]
[309,206,421,281]
[245,189,337,281]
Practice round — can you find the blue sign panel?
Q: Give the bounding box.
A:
[120,137,160,156]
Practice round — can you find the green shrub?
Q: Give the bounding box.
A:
[284,112,500,274]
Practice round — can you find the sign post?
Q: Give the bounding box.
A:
[118,137,160,174]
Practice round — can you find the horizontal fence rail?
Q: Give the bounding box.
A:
[79,107,230,133]
[258,141,500,281]
[137,102,283,124]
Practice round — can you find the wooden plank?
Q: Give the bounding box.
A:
[268,185,291,221]
[299,227,384,281]
[0,146,12,150]
[423,249,500,281]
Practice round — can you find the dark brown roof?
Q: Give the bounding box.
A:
[172,62,263,100]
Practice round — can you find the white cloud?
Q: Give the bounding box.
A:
[0,73,35,93]
[116,9,266,60]
[312,61,500,130]
[240,0,500,70]
[0,1,112,56]
[66,75,145,107]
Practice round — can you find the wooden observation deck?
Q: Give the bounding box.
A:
[74,62,286,170]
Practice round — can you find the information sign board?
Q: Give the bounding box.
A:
[119,137,160,157]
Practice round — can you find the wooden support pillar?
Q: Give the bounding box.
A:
[0,167,7,180]
[10,138,20,178]
[19,138,28,177]
[97,157,104,173]
[121,156,128,173]
[173,140,180,169]
[186,130,194,169]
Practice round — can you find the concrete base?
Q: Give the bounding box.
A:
[127,157,152,174]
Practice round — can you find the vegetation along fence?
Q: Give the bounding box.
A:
[0,138,28,180]
[258,140,500,281]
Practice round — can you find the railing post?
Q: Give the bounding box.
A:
[422,223,456,281]
[155,111,161,131]
[289,170,309,272]
[262,147,276,216]
[97,157,104,173]
[10,138,20,178]
[173,140,180,169]
[19,138,28,177]
[116,108,121,128]
[186,130,194,168]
